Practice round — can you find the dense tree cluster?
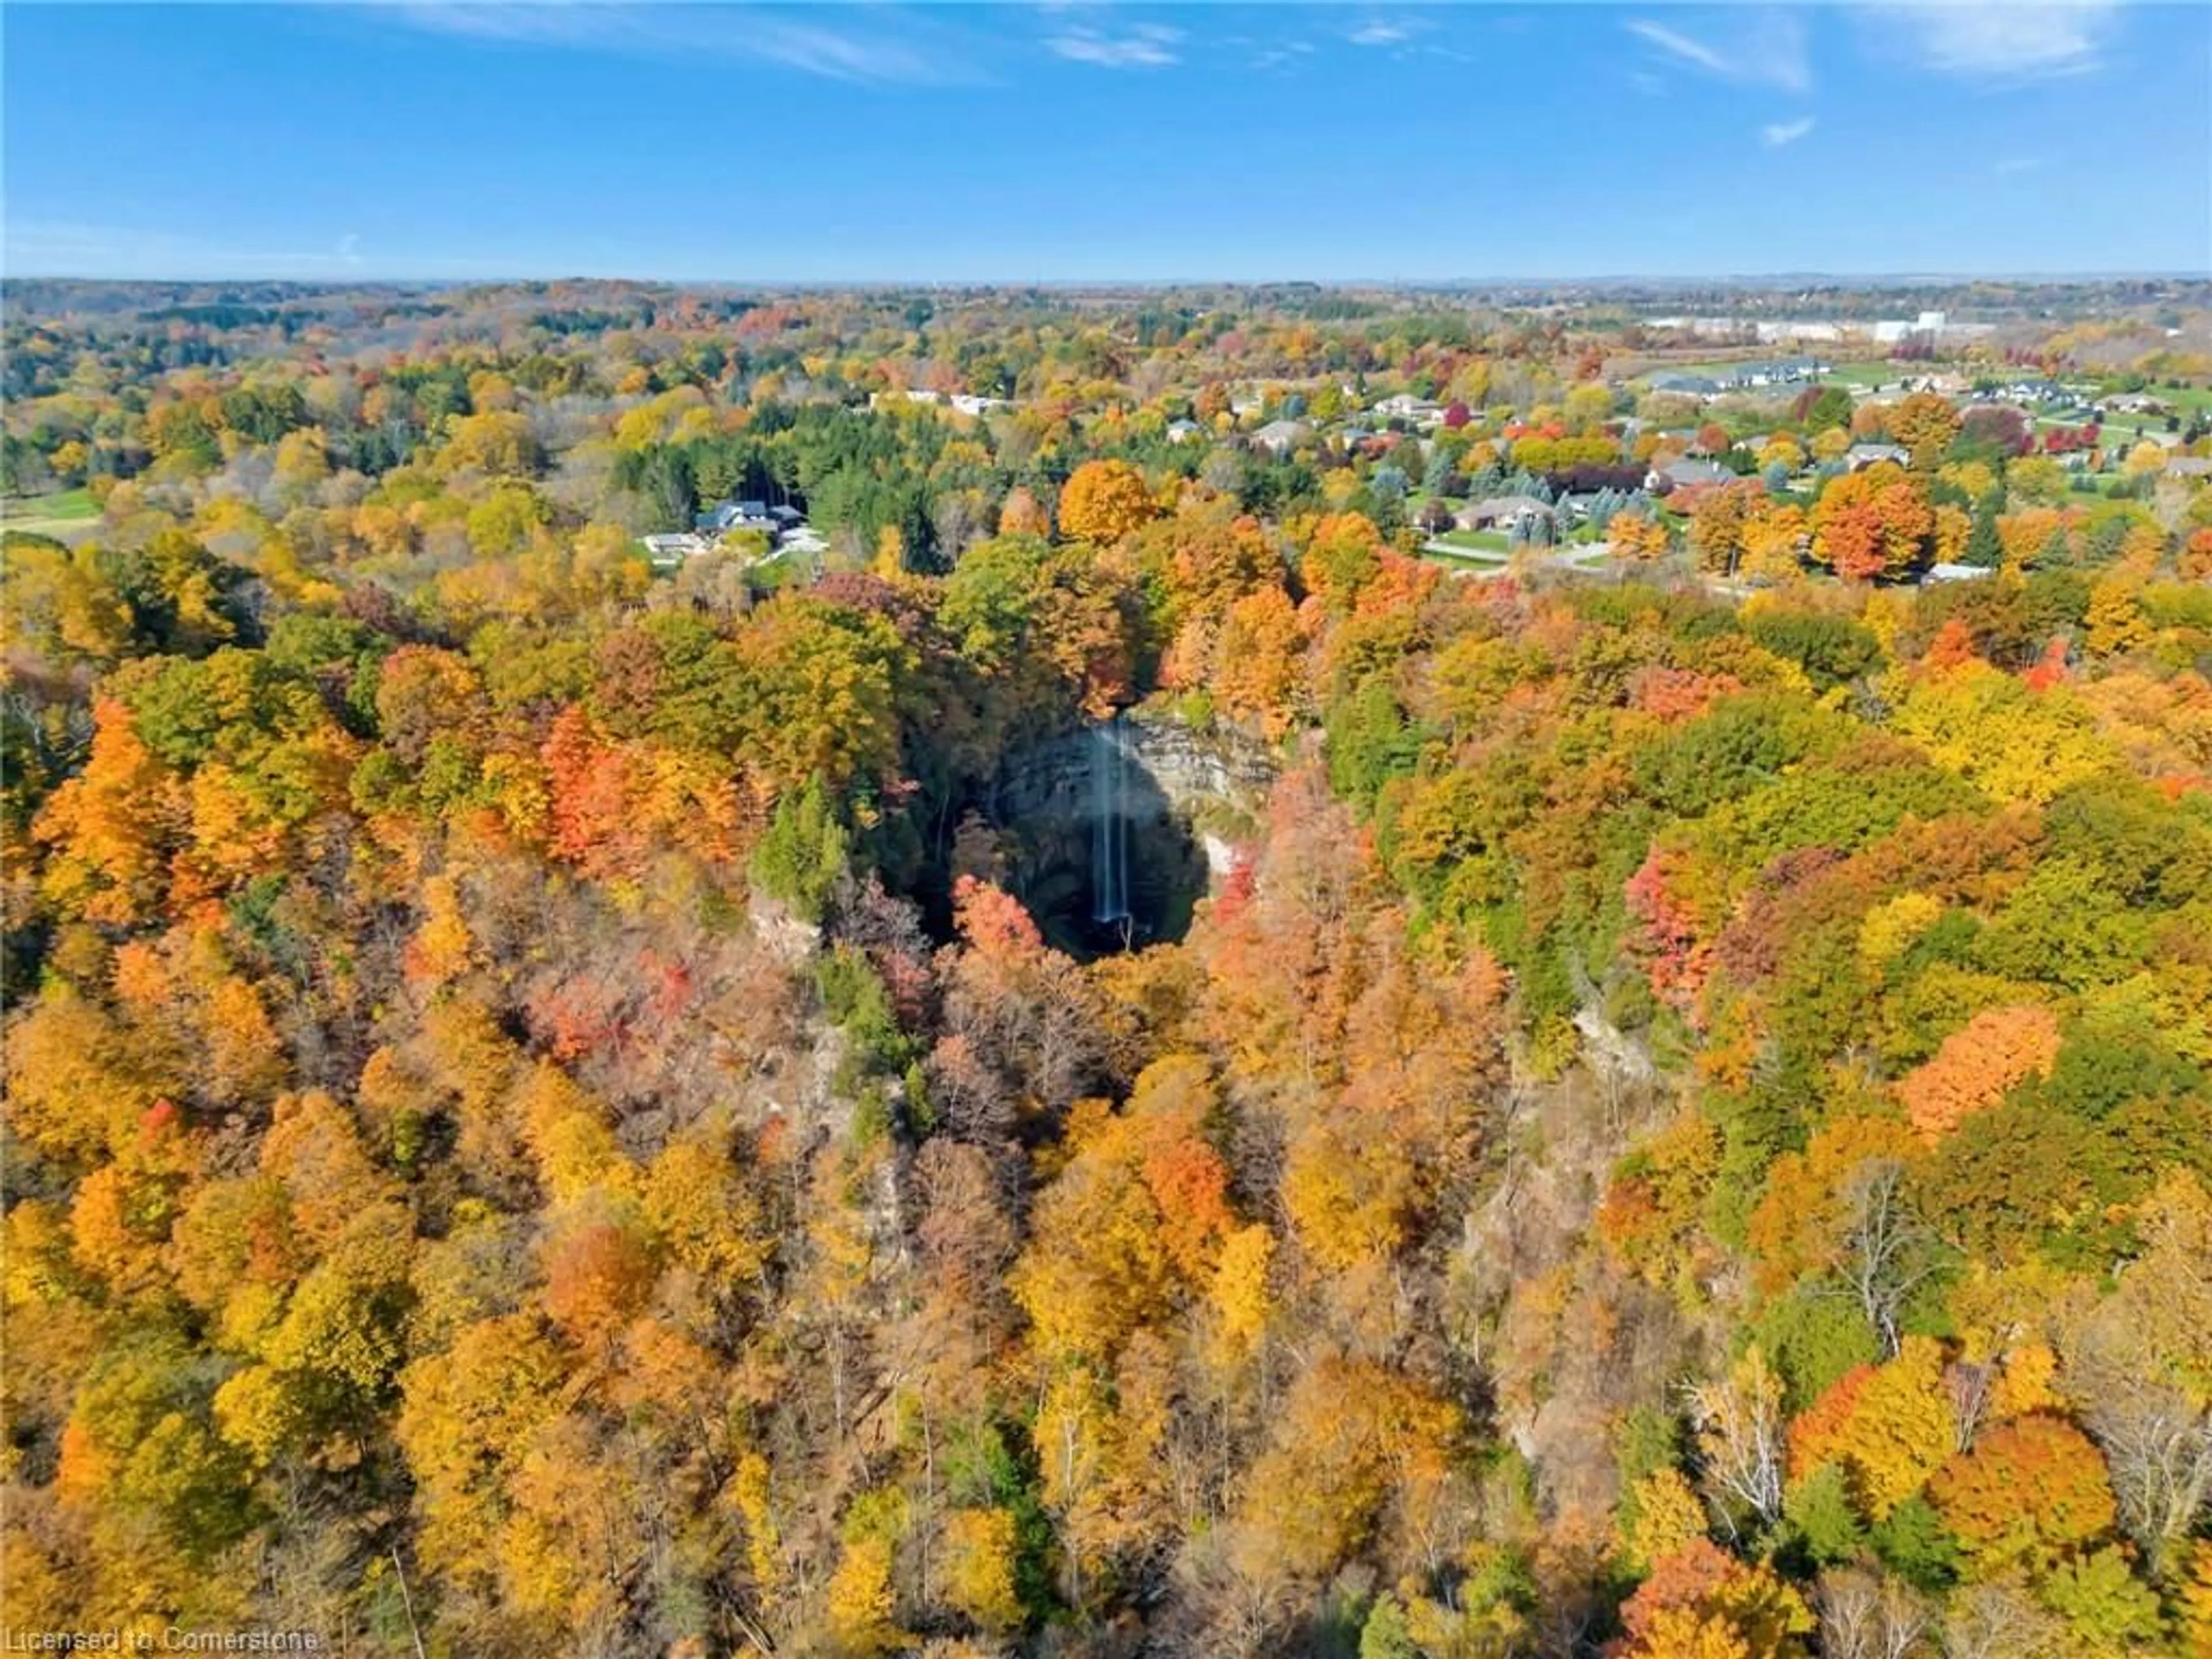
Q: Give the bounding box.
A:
[5,282,2211,1658]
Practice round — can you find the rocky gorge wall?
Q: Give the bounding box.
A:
[983,711,1278,952]
[988,710,1277,832]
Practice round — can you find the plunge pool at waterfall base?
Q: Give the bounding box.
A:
[1010,809,1216,960]
[953,710,1275,962]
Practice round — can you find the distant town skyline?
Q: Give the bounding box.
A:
[6,2,2208,282]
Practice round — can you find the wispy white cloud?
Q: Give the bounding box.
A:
[1762,115,1816,147]
[380,2,983,85]
[751,18,976,83]
[1627,18,1730,75]
[1252,37,1316,71]
[1624,10,1810,93]
[1043,20,1182,68]
[1853,1,2123,83]
[1993,155,2045,175]
[3,219,387,279]
[1348,20,1414,47]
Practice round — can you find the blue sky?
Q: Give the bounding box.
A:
[5,2,2207,281]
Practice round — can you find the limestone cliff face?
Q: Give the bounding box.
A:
[988,711,1276,831]
[983,712,1277,950]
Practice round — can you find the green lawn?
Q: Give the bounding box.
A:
[2089,425,2170,453]
[1433,528,1511,554]
[1,487,101,540]
[2031,412,2167,454]
[2,486,98,520]
[2091,383,2211,420]
[2080,387,2199,448]
[1810,361,1901,389]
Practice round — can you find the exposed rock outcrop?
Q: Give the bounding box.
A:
[990,710,1275,831]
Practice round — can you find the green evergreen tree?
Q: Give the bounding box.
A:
[752,778,850,922]
[1963,490,2003,567]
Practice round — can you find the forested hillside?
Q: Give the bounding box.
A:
[3,283,2210,1658]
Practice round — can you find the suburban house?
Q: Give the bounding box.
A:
[1647,457,1734,493]
[1918,373,1978,397]
[1999,379,2074,404]
[2162,456,2212,480]
[1922,562,1995,585]
[1844,442,1911,471]
[1714,358,1828,391]
[1166,419,1205,444]
[1456,495,1554,534]
[1647,372,1721,397]
[642,532,714,565]
[1373,393,1444,423]
[1250,419,1309,455]
[695,499,779,537]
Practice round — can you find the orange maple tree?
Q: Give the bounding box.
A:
[1896,1004,2061,1143]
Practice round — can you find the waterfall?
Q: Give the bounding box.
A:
[1091,714,1130,926]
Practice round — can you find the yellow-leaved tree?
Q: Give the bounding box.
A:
[940,1507,1023,1633]
[1057,459,1157,544]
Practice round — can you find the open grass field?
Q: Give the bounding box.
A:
[1,487,101,540]
[1433,528,1511,554]
[2079,382,2210,421]
[1810,361,1902,389]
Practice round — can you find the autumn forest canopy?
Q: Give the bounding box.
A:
[2,276,2211,1658]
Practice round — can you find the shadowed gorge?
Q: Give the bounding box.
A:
[981,711,1272,957]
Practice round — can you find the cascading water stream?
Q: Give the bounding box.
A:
[1091,713,1131,937]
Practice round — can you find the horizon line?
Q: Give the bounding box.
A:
[7,269,2209,289]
